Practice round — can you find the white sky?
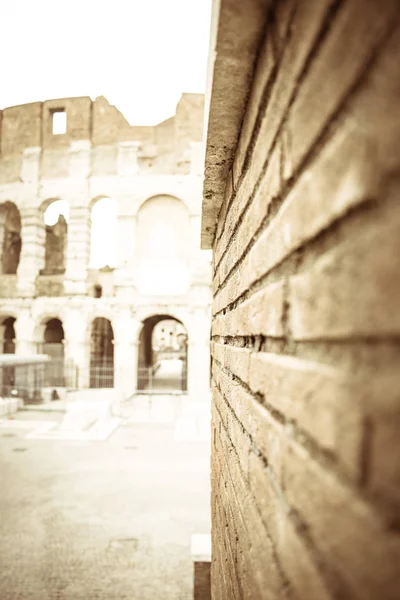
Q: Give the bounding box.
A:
[0,0,212,125]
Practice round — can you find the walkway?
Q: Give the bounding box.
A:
[152,359,185,391]
[0,407,210,599]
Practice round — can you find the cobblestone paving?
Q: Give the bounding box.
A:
[0,411,211,599]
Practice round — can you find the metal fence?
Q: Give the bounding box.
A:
[89,360,114,389]
[44,358,79,389]
[0,355,49,403]
[137,361,187,393]
[0,354,79,403]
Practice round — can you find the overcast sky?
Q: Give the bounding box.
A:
[0,0,212,125]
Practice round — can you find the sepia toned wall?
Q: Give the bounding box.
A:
[0,94,211,398]
[202,0,400,598]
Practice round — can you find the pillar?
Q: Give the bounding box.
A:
[63,308,89,389]
[14,309,36,355]
[17,207,45,297]
[187,308,212,400]
[113,310,139,399]
[65,206,91,295]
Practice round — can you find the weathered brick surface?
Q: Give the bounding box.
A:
[289,196,400,339]
[283,442,400,600]
[249,352,363,480]
[208,1,400,598]
[212,280,284,337]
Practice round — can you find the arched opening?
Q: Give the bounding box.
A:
[0,202,22,275]
[137,315,188,392]
[90,198,117,269]
[41,200,69,275]
[136,196,190,295]
[90,317,114,388]
[0,316,16,395]
[42,318,65,386]
[1,316,16,354]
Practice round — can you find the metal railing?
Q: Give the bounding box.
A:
[0,355,49,403]
[44,358,79,389]
[137,360,187,393]
[89,360,114,389]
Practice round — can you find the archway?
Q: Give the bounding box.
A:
[137,315,188,392]
[1,316,16,354]
[0,202,21,275]
[41,200,69,275]
[0,316,16,395]
[42,318,65,386]
[136,196,190,295]
[90,317,114,388]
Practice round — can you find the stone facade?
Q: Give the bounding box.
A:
[202,1,400,599]
[0,93,211,398]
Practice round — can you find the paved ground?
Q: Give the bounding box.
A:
[0,400,211,600]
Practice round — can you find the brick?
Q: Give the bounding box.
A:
[233,32,277,187]
[368,413,400,515]
[214,143,282,282]
[283,441,400,600]
[214,0,337,253]
[289,199,400,339]
[212,280,285,337]
[213,22,400,312]
[214,107,383,311]
[249,451,334,600]
[213,495,242,600]
[214,387,250,480]
[213,364,285,478]
[239,0,335,217]
[215,430,290,600]
[212,342,251,385]
[249,352,363,479]
[286,0,400,177]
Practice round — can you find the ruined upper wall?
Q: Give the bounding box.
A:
[0,94,205,156]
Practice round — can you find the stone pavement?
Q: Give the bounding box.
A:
[0,402,211,599]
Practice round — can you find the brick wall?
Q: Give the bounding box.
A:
[205,1,400,599]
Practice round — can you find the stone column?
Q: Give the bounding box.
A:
[187,308,212,400]
[63,307,89,388]
[17,207,45,297]
[113,310,139,399]
[18,146,43,294]
[14,309,36,355]
[64,206,91,295]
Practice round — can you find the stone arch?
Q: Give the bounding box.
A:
[137,314,188,392]
[35,316,65,387]
[135,195,191,295]
[40,199,69,275]
[33,312,65,345]
[89,196,118,269]
[0,315,16,354]
[136,193,191,214]
[89,317,114,388]
[0,201,22,275]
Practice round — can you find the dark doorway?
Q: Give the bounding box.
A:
[90,317,114,388]
[43,318,65,386]
[1,317,16,395]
